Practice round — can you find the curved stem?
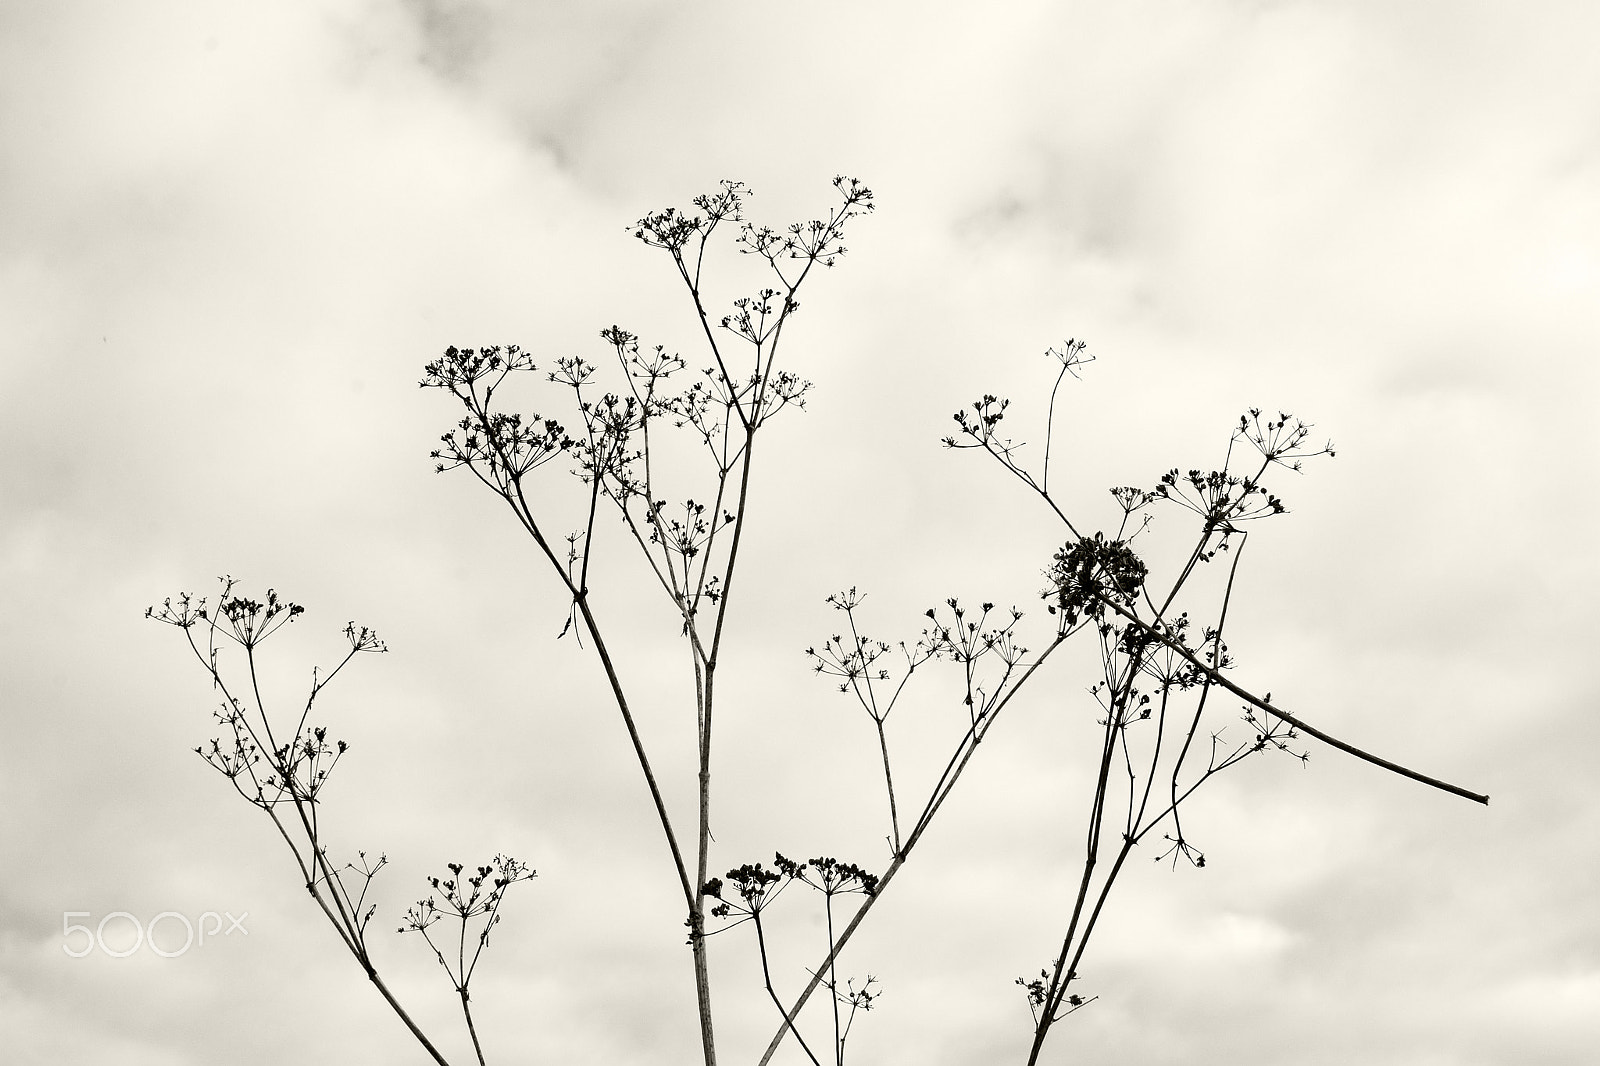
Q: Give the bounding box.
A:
[1104,601,1489,804]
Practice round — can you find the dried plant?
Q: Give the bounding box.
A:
[148,580,532,1065]
[150,177,1485,1065]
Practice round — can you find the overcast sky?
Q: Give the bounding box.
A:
[2,2,1597,1064]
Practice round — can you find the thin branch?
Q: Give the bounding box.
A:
[1105,600,1489,804]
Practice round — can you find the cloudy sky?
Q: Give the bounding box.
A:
[3,1,1597,1063]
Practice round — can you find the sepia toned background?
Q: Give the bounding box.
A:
[2,2,1596,1063]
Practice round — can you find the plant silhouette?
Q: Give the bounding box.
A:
[150,176,1485,1065]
